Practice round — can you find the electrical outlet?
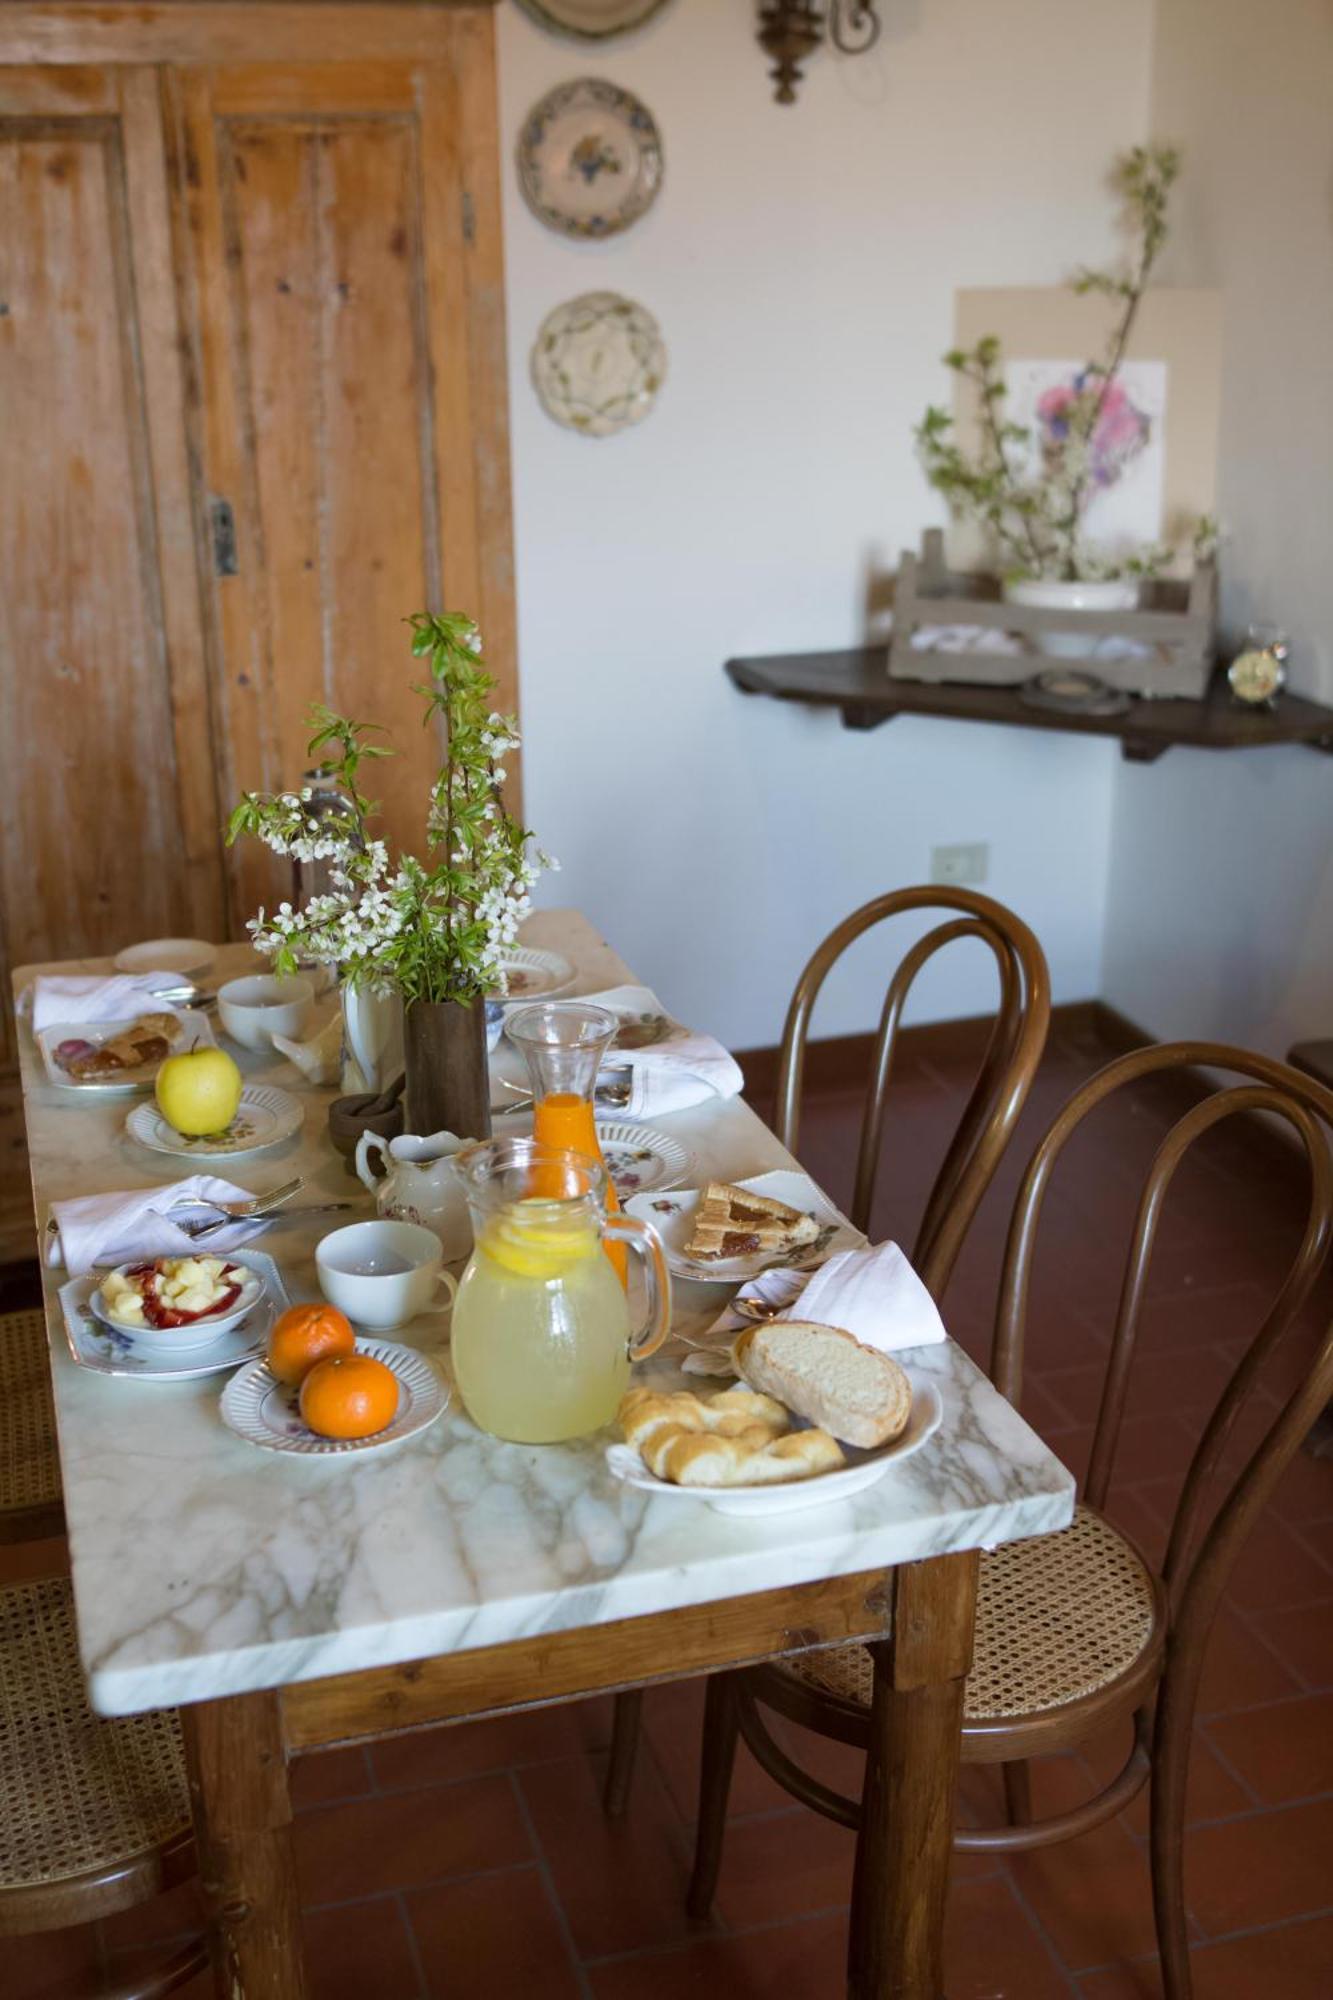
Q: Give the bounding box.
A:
[930,842,990,887]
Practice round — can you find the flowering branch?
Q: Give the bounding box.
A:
[225,615,557,1008]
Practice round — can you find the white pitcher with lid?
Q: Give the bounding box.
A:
[354,1129,474,1262]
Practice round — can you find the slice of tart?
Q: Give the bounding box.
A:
[684,1181,821,1263]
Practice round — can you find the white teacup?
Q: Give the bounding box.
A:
[316,1220,457,1333]
[218,974,315,1051]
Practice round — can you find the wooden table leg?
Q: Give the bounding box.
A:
[181,1690,308,1998]
[847,1549,979,2000]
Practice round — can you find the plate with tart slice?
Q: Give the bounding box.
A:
[625,1171,865,1283]
[37,1011,216,1093]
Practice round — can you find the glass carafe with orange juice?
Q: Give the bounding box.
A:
[505,1001,626,1280]
[450,1138,671,1443]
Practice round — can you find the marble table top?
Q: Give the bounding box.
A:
[16,911,1073,1716]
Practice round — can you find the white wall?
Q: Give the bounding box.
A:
[1101,0,1333,1055]
[498,0,1153,1047]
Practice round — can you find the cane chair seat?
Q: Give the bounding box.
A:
[0,1309,61,1519]
[0,1575,190,1922]
[781,1506,1159,1722]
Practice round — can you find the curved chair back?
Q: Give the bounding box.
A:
[990,1042,1333,1712]
[773,886,1050,1296]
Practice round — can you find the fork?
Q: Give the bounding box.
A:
[183,1178,304,1225]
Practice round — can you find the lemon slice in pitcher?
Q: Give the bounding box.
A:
[481,1202,599,1281]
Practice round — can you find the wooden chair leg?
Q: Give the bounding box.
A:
[603,1688,643,1818]
[1150,1678,1196,2000]
[686,1671,742,1919]
[1002,1759,1032,1826]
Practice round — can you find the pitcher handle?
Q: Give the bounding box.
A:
[355,1130,390,1193]
[604,1214,672,1362]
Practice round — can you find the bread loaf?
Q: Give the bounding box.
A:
[734,1321,912,1449]
[616,1385,844,1487]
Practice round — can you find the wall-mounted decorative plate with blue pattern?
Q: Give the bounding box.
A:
[514,0,673,42]
[518,78,663,241]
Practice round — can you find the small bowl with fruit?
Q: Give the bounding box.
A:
[92,1255,265,1351]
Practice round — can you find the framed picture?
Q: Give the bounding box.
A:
[947,288,1222,573]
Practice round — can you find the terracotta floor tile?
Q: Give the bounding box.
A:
[290,1742,376,1811]
[9,1918,103,2000]
[295,1773,530,1904]
[1223,1513,1332,1612]
[1196,1605,1301,1716]
[587,1912,846,2000]
[1270,1453,1333,1526]
[1205,1691,1333,1804]
[301,1897,422,2000]
[1080,1913,1333,2000]
[519,1749,699,1957]
[943,1872,1075,1999]
[371,1696,611,1791]
[1261,1597,1333,1689]
[1183,1796,1333,1937]
[1007,1809,1169,1970]
[408,1864,582,1999]
[711,1804,856,1929]
[641,1677,793,1822]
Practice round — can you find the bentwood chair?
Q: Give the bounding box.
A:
[0,1573,205,1998]
[0,1308,65,1544]
[603,886,1052,1814]
[685,1044,1333,2000]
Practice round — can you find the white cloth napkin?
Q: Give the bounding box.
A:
[26,972,180,1035]
[795,1243,946,1351]
[683,1241,946,1377]
[47,1177,268,1276]
[580,985,744,1120]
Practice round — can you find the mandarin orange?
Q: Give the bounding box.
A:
[299,1353,400,1440]
[267,1302,355,1387]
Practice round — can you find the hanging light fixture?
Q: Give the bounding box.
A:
[756,1,882,105]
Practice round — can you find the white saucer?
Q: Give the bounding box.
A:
[220,1340,449,1455]
[115,938,215,978]
[126,1084,303,1159]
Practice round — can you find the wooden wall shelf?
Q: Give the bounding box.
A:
[724,649,1333,764]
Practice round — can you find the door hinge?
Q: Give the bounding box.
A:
[461,190,476,244]
[209,496,238,578]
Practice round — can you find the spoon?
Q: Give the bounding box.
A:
[730,1296,789,1324]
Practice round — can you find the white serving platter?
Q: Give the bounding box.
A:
[606,1376,944,1516]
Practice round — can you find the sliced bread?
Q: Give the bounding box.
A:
[734,1320,912,1449]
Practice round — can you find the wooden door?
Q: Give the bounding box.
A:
[0,64,225,1004]
[168,22,516,924]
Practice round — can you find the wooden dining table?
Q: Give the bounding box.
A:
[15,909,1074,1999]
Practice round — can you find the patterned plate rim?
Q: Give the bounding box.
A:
[37,1013,216,1094]
[594,1118,694,1197]
[518,77,663,241]
[219,1339,449,1455]
[58,1251,290,1381]
[625,1171,863,1280]
[490,946,576,1004]
[125,1083,304,1158]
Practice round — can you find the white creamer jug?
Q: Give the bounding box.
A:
[354,1128,474,1262]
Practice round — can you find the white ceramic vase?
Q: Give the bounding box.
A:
[340,984,405,1095]
[1004,576,1140,660]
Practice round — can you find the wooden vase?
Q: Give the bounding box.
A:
[403,997,492,1142]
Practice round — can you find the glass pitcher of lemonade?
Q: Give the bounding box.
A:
[450,1137,671,1444]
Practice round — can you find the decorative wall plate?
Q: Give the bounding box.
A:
[514,0,674,41]
[532,292,665,438]
[518,78,663,240]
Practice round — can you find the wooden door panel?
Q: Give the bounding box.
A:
[172,26,516,926]
[0,101,187,966]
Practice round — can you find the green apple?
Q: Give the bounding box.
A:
[155,1047,244,1137]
